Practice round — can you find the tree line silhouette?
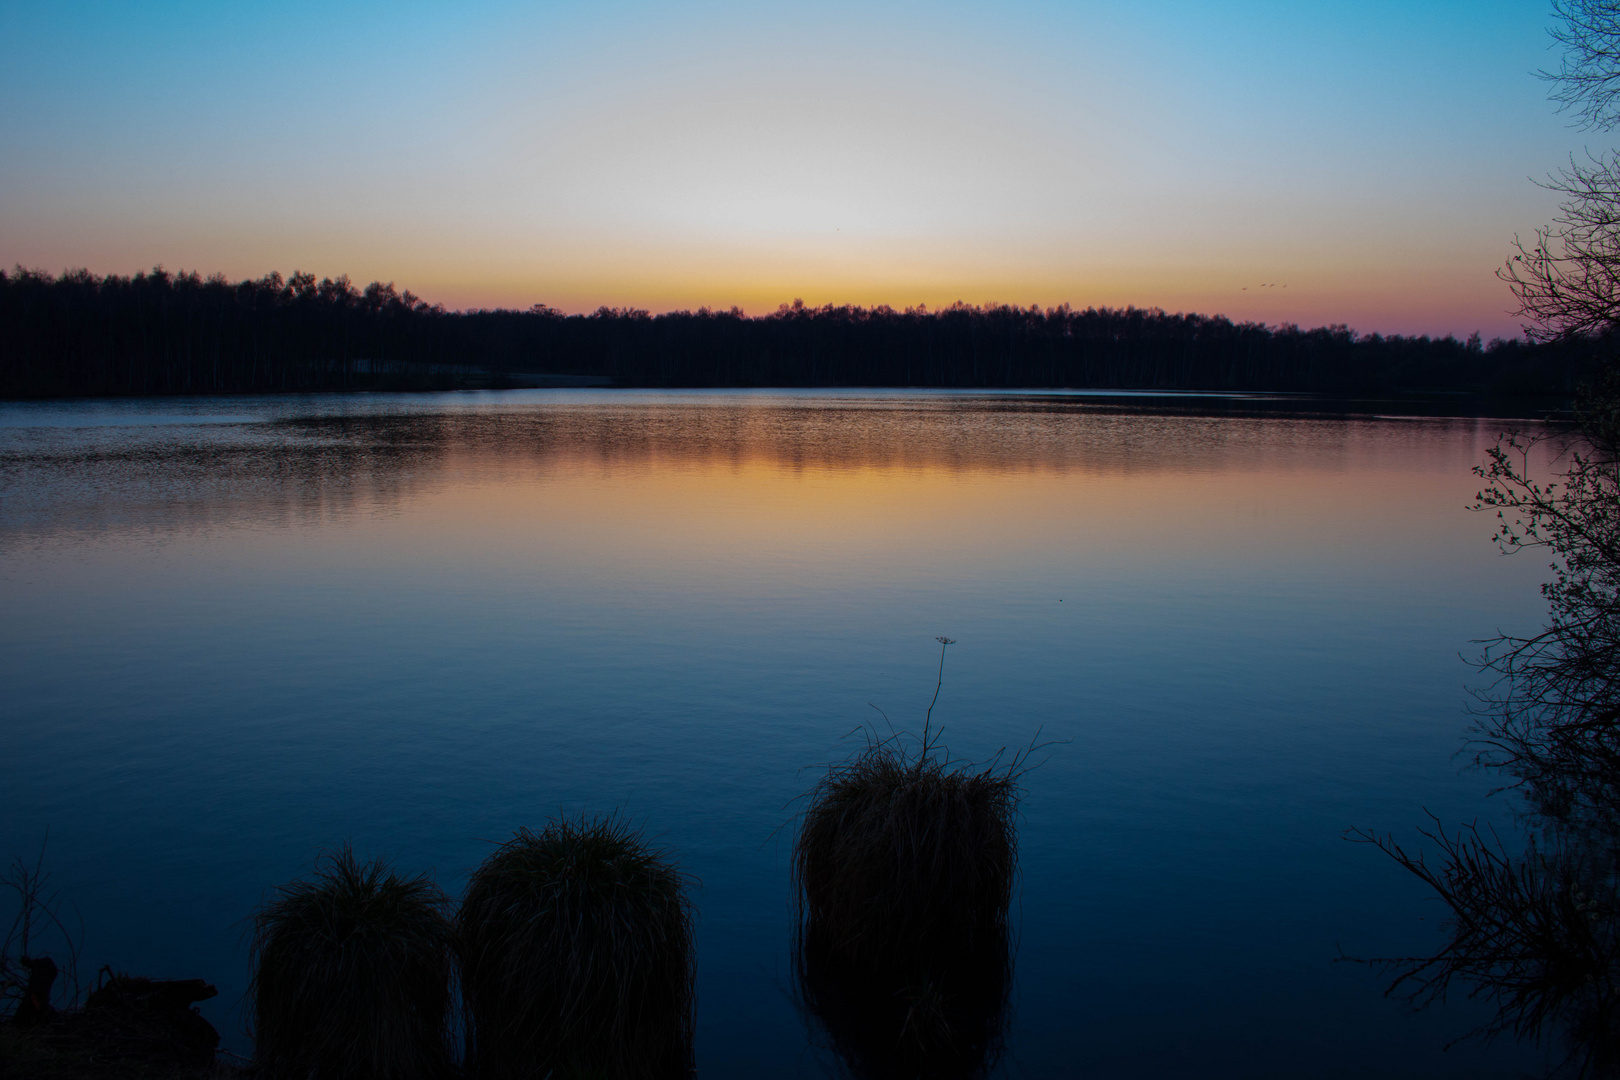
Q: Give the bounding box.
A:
[0,265,1590,399]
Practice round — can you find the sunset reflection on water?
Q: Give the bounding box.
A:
[0,390,1564,1077]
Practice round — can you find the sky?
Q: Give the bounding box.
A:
[0,0,1597,337]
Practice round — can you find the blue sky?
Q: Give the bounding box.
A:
[0,1,1591,336]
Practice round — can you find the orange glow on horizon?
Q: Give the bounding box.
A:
[0,2,1568,344]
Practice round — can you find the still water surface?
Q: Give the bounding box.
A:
[0,390,1562,1076]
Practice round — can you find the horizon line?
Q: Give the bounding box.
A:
[2,262,1526,344]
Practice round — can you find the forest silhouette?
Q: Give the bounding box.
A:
[0,265,1590,399]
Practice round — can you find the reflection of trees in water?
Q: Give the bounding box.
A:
[1,397,1493,548]
[0,420,449,542]
[281,397,1475,478]
[1356,2,1620,1066]
[1355,388,1620,1075]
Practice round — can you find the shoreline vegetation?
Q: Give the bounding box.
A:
[1349,375,1620,1074]
[795,640,1025,1079]
[3,650,1024,1080]
[0,266,1592,402]
[1347,5,1620,1071]
[1,823,700,1080]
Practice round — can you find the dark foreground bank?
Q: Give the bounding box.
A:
[1,971,239,1080]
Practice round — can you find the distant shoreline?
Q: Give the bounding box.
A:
[2,268,1596,403]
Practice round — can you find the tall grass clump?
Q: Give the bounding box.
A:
[457,816,695,1080]
[795,736,1020,965]
[793,638,1026,1078]
[250,847,454,1080]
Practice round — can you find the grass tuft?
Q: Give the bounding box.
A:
[792,638,1025,1077]
[795,737,1019,964]
[457,816,695,1080]
[249,847,454,1080]
[793,737,1020,1078]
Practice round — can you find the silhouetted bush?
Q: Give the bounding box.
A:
[250,847,454,1080]
[1353,817,1620,1075]
[796,737,1018,968]
[457,818,695,1080]
[1354,376,1620,1073]
[794,715,1022,1078]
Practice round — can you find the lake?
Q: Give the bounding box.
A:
[0,389,1562,1076]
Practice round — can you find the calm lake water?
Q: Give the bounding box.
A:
[0,389,1563,1076]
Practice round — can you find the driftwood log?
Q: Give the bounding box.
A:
[80,971,220,1064]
